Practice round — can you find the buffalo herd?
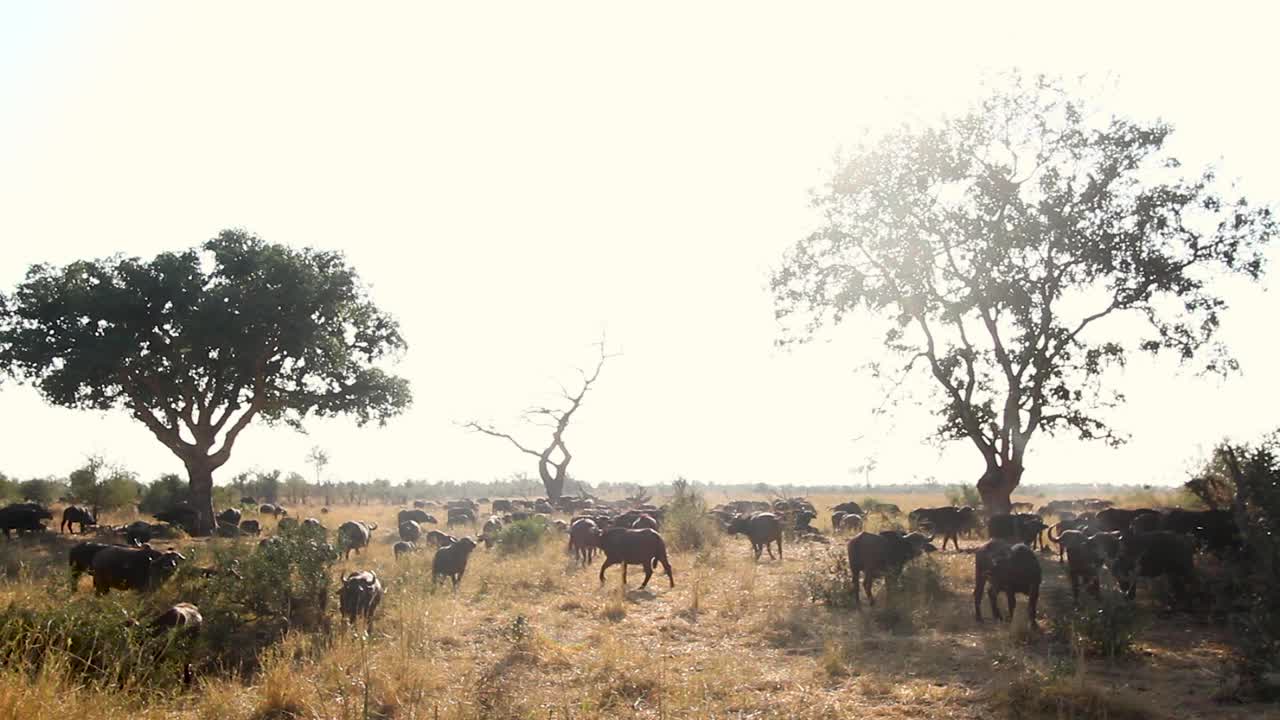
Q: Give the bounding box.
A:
[0,491,1248,644]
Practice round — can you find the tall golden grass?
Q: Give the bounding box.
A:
[0,491,1247,719]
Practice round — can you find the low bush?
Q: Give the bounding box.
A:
[495,518,547,555]
[663,478,721,553]
[799,550,857,609]
[1049,589,1142,661]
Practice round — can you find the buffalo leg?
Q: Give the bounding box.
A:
[777,536,783,560]
[974,572,987,621]
[765,542,775,560]
[598,558,616,584]
[1027,587,1039,627]
[1005,590,1017,623]
[988,586,1002,621]
[640,559,654,589]
[851,568,861,609]
[622,562,629,586]
[864,575,875,606]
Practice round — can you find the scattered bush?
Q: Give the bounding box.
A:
[799,550,857,609]
[998,668,1154,720]
[495,518,547,555]
[944,484,982,508]
[1049,589,1142,661]
[663,477,721,553]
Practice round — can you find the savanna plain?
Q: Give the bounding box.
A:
[0,487,1262,720]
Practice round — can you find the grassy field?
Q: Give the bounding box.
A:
[0,489,1264,720]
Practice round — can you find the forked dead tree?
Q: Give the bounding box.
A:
[465,342,614,500]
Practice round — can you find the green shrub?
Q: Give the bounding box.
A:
[0,596,196,692]
[495,518,547,555]
[663,477,721,553]
[800,550,857,609]
[944,484,982,508]
[1049,589,1142,660]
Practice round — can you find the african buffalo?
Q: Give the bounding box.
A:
[425,530,458,547]
[569,518,600,565]
[153,505,199,534]
[69,541,112,584]
[399,521,422,542]
[1095,507,1158,533]
[393,541,417,560]
[239,519,261,536]
[398,509,434,526]
[217,508,242,528]
[432,537,478,588]
[911,506,977,551]
[726,512,783,561]
[1112,530,1197,604]
[831,501,864,516]
[151,602,203,634]
[61,506,97,534]
[339,571,384,630]
[0,503,53,539]
[90,544,184,594]
[974,541,1041,625]
[337,521,377,559]
[598,528,674,589]
[847,531,936,608]
[447,508,476,527]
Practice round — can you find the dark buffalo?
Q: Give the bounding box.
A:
[217,508,242,527]
[393,541,417,560]
[0,503,53,539]
[90,544,185,594]
[988,513,1047,548]
[1129,511,1163,535]
[911,506,977,551]
[398,509,433,526]
[1112,530,1197,604]
[1162,509,1238,552]
[151,602,203,634]
[124,520,156,545]
[153,505,199,534]
[69,541,112,584]
[447,508,476,527]
[338,571,384,630]
[1064,533,1114,604]
[847,531,936,608]
[569,518,600,565]
[836,512,864,533]
[239,519,261,536]
[831,501,864,516]
[61,506,97,534]
[432,537,478,588]
[598,528,674,589]
[399,521,422,543]
[492,499,513,513]
[259,504,286,518]
[337,521,377,559]
[630,513,659,531]
[726,513,783,561]
[425,530,458,547]
[413,500,427,508]
[240,496,257,506]
[1095,507,1158,533]
[974,541,1041,624]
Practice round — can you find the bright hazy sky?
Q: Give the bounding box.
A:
[1,3,1277,491]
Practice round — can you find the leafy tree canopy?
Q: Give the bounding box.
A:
[0,229,411,531]
[773,75,1275,511]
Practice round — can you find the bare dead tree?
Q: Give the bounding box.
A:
[464,341,614,500]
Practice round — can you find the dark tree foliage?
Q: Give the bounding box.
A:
[0,230,411,533]
[773,75,1275,513]
[1189,434,1280,699]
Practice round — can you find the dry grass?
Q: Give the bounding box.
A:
[0,492,1261,719]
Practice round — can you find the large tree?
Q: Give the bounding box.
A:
[0,229,411,533]
[465,341,613,500]
[773,76,1275,514]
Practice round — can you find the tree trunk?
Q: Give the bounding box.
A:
[977,461,1022,517]
[540,465,565,500]
[185,460,217,537]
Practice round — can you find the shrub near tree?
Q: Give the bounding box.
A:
[0,230,412,534]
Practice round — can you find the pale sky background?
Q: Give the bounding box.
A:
[1,3,1277,491]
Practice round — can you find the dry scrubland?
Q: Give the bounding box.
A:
[0,489,1264,720]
